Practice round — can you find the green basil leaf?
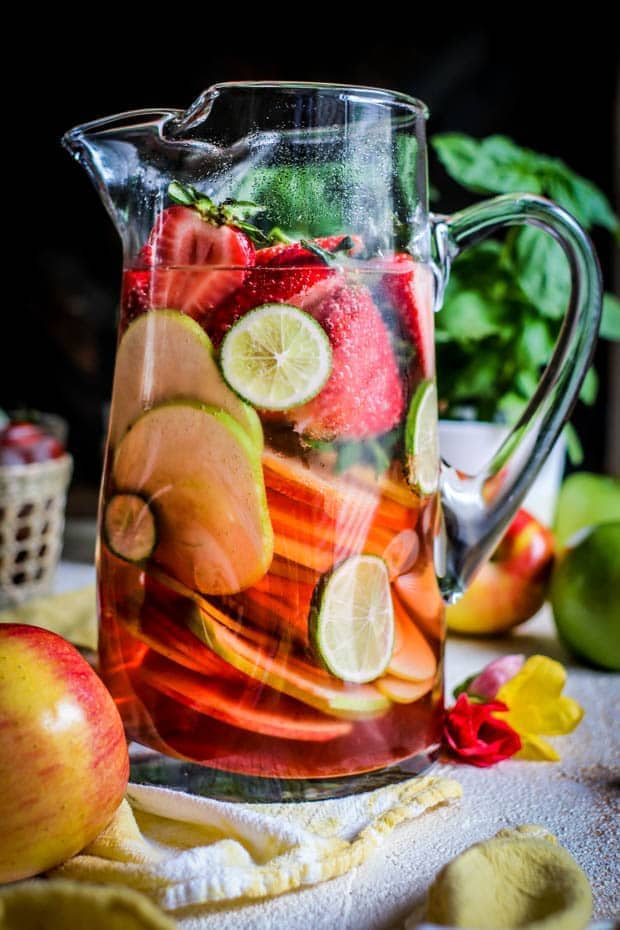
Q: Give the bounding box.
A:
[546,171,620,235]
[578,366,599,405]
[516,369,540,399]
[513,227,570,319]
[497,392,527,424]
[432,134,544,195]
[516,315,556,368]
[232,165,352,236]
[600,293,620,340]
[439,288,513,342]
[563,422,584,465]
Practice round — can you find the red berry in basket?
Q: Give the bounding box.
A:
[290,284,404,440]
[0,422,65,466]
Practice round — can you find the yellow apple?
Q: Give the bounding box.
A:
[0,624,129,882]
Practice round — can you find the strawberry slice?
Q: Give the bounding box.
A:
[290,284,404,440]
[255,234,363,267]
[141,205,255,318]
[206,235,359,344]
[380,253,435,378]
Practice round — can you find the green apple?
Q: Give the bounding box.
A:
[0,624,129,882]
[554,472,620,548]
[550,522,620,670]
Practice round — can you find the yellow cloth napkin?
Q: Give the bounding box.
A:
[0,586,462,925]
[51,776,461,915]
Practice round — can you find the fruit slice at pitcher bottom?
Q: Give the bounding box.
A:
[113,401,273,595]
[186,605,390,718]
[108,309,262,449]
[103,493,157,563]
[310,555,394,684]
[220,303,333,410]
[139,651,352,742]
[404,380,439,495]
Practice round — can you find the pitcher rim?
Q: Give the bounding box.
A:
[63,81,429,142]
[209,81,429,116]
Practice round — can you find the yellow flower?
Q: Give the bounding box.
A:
[495,655,584,761]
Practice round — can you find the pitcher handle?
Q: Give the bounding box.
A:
[431,193,602,602]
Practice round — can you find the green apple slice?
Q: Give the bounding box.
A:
[113,401,273,595]
[108,309,263,449]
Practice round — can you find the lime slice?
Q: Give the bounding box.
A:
[103,492,157,563]
[220,303,332,411]
[404,380,439,495]
[310,555,394,684]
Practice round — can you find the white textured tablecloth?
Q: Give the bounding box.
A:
[55,563,619,927]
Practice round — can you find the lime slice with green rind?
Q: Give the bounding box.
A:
[405,380,439,495]
[220,303,333,411]
[310,554,394,684]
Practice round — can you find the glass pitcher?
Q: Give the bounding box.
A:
[63,82,601,801]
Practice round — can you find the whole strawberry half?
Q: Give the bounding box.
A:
[206,235,360,344]
[379,253,435,378]
[141,204,255,318]
[290,284,404,440]
[122,183,261,324]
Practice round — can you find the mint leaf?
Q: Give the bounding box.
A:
[600,293,620,340]
[513,227,570,319]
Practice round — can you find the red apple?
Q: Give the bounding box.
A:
[446,509,555,635]
[0,624,129,882]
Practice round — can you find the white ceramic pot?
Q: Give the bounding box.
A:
[438,420,566,527]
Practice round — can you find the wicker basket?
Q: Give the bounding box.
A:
[0,454,73,608]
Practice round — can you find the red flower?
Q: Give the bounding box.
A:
[444,693,522,767]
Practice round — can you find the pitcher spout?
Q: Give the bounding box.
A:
[62,109,182,254]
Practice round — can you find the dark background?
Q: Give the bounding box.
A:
[6,24,618,503]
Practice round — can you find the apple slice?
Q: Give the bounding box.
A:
[113,401,273,595]
[186,606,391,719]
[393,562,444,639]
[386,596,437,681]
[139,651,352,742]
[108,309,263,449]
[375,675,434,704]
